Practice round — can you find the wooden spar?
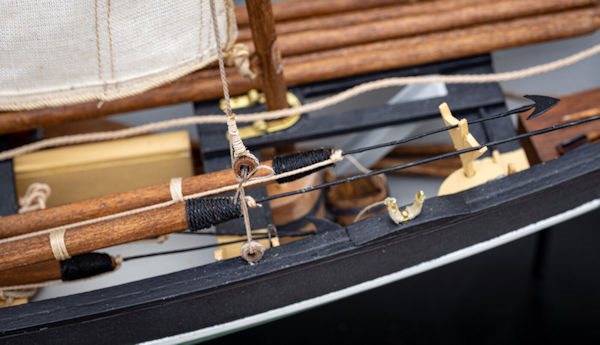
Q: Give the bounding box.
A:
[271,0,599,56]
[0,160,275,239]
[281,8,600,83]
[283,6,600,65]
[237,0,489,41]
[235,0,404,26]
[0,7,598,134]
[0,255,119,286]
[0,204,187,271]
[0,260,61,287]
[245,0,288,111]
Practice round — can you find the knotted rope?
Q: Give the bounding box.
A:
[18,183,51,214]
[225,43,256,80]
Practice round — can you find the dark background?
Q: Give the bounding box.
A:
[209,209,600,344]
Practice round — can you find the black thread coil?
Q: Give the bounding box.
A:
[60,253,115,281]
[272,148,332,183]
[185,197,241,231]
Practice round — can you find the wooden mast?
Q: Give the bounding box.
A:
[244,0,295,154]
[245,0,288,111]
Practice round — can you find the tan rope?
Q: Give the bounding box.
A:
[210,0,256,164]
[169,177,184,202]
[353,199,388,223]
[224,43,256,80]
[345,154,372,174]
[49,228,71,261]
[210,0,259,261]
[1,43,598,162]
[18,183,51,213]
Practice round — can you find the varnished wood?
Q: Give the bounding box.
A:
[0,260,61,286]
[237,0,487,41]
[326,174,388,225]
[0,255,119,287]
[519,88,600,162]
[0,204,187,271]
[0,160,275,239]
[269,0,598,57]
[0,7,598,133]
[373,157,461,177]
[235,0,403,26]
[282,8,600,79]
[245,0,288,111]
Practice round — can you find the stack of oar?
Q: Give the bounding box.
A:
[1,0,598,133]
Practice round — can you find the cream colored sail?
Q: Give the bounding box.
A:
[0,0,237,111]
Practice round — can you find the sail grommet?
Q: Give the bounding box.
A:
[240,241,265,264]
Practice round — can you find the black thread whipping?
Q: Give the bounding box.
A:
[272,148,332,183]
[60,253,115,281]
[185,197,241,231]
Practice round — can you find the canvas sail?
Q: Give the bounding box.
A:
[0,0,237,111]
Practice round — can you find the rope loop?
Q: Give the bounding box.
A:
[18,183,51,213]
[224,43,256,79]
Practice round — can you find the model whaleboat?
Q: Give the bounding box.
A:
[0,0,599,343]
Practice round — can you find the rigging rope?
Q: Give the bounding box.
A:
[3,114,600,246]
[209,0,261,261]
[0,43,598,162]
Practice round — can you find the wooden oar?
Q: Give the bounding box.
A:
[237,0,487,41]
[0,202,187,271]
[0,253,119,287]
[257,0,599,57]
[0,160,274,239]
[235,0,402,26]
